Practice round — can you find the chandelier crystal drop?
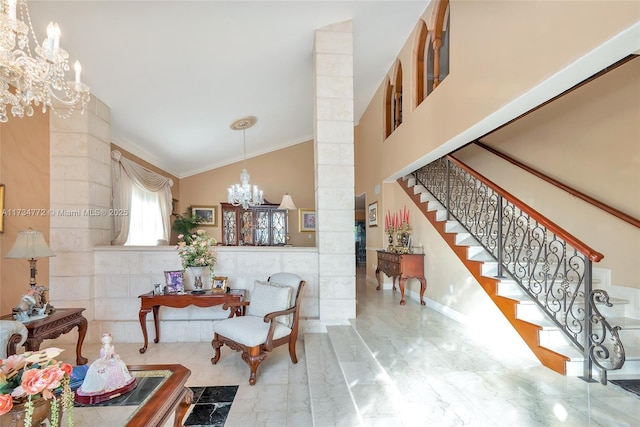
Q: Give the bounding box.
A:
[227,116,264,210]
[0,0,90,123]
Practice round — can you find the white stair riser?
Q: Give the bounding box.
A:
[408,181,638,379]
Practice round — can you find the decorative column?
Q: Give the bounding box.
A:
[48,97,112,342]
[313,21,356,324]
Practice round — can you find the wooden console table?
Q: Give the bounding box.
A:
[138,291,245,353]
[375,251,426,306]
[1,308,88,365]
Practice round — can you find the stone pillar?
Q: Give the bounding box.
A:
[48,97,112,341]
[313,21,356,323]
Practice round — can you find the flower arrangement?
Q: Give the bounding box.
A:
[176,229,217,270]
[0,348,73,427]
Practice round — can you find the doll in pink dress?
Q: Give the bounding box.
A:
[76,333,135,401]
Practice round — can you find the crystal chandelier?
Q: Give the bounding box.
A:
[0,0,90,122]
[227,116,264,210]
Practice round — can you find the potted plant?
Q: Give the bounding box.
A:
[172,210,205,244]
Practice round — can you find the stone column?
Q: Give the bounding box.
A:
[48,98,112,341]
[313,21,356,324]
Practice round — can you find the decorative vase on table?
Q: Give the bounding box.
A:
[1,397,52,427]
[188,266,207,293]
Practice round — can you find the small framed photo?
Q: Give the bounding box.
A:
[191,205,218,226]
[164,270,184,293]
[368,202,378,227]
[299,209,316,232]
[212,276,228,293]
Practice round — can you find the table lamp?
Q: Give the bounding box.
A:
[5,228,55,290]
[278,193,297,246]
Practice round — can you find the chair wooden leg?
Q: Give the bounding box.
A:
[241,346,266,386]
[288,338,298,364]
[211,333,222,364]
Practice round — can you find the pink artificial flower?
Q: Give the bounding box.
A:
[20,366,64,396]
[0,354,24,375]
[0,394,12,416]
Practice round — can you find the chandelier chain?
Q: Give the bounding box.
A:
[227,116,264,210]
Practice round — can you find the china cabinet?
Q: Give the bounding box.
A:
[221,202,286,246]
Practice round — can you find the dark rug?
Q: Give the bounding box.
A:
[609,379,640,397]
[75,381,238,427]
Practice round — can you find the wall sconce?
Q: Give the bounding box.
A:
[278,193,297,246]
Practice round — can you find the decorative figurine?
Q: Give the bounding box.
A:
[75,333,136,404]
[12,285,55,321]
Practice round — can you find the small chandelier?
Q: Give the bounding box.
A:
[227,116,264,210]
[0,0,90,122]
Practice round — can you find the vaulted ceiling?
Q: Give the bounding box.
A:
[29,1,429,177]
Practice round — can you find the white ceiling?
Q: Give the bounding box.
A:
[28,1,428,178]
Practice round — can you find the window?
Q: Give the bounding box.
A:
[125,185,165,245]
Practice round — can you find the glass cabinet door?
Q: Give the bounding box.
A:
[221,203,287,246]
[240,211,254,245]
[223,209,237,245]
[271,211,286,245]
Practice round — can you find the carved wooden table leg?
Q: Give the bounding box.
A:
[139,307,151,353]
[75,315,88,365]
[375,266,382,290]
[152,305,160,344]
[419,276,427,306]
[173,386,194,427]
[399,276,407,306]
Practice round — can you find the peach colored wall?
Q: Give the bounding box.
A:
[457,58,640,288]
[180,140,316,247]
[0,111,50,315]
[355,1,640,311]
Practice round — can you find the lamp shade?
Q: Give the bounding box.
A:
[278,194,297,210]
[5,229,55,259]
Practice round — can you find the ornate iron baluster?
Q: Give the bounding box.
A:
[411,158,625,382]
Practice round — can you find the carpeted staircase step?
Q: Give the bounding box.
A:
[304,333,361,426]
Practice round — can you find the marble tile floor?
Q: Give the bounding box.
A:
[50,266,639,426]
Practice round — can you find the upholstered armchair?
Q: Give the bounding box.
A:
[0,320,28,359]
[211,273,305,385]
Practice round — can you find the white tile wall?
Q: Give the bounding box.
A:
[84,246,320,344]
[314,22,356,324]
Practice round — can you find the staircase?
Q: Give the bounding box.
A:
[399,174,640,380]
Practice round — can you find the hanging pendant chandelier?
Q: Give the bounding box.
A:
[0,0,90,122]
[227,116,264,210]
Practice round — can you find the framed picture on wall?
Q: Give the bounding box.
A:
[0,184,4,234]
[191,205,218,226]
[368,202,378,227]
[299,209,316,232]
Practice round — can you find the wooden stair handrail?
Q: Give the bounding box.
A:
[445,155,604,262]
[473,141,640,229]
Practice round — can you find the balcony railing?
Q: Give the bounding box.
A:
[413,156,625,383]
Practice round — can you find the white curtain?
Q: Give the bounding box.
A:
[111,150,173,245]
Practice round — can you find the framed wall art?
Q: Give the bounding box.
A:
[191,205,218,226]
[368,202,378,227]
[212,276,228,293]
[299,209,316,232]
[0,184,4,234]
[164,270,184,293]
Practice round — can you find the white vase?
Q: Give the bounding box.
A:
[188,266,207,291]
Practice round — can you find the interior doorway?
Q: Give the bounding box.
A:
[355,194,366,268]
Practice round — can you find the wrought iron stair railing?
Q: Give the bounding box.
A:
[412,155,625,383]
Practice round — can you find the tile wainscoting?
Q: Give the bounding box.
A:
[50,245,319,345]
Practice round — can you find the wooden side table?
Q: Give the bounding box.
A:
[375,251,427,306]
[0,308,88,365]
[137,290,246,354]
